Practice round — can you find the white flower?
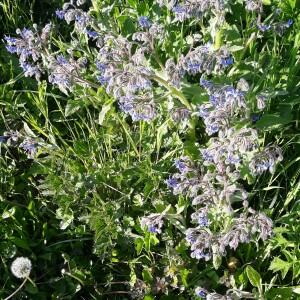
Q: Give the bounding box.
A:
[11,257,32,278]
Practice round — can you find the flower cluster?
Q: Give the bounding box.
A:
[5,0,234,122]
[183,44,233,74]
[19,138,40,158]
[170,107,191,122]
[133,22,165,50]
[0,130,41,158]
[166,44,233,88]
[141,213,165,233]
[56,1,92,32]
[56,1,107,44]
[138,16,152,29]
[96,35,156,121]
[156,0,227,22]
[249,145,283,175]
[4,24,52,80]
[195,286,253,299]
[48,54,88,94]
[245,0,262,12]
[0,130,20,146]
[257,19,293,35]
[166,78,281,262]
[198,79,247,135]
[166,157,202,197]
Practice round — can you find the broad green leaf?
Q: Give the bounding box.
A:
[142,267,153,283]
[135,237,144,255]
[9,237,31,251]
[137,2,147,15]
[144,232,159,251]
[246,265,262,288]
[181,83,207,104]
[255,114,292,129]
[288,0,296,8]
[150,234,159,246]
[223,25,241,42]
[176,240,188,255]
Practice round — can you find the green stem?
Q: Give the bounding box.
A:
[116,115,140,158]
[151,75,197,141]
[4,278,28,300]
[151,74,191,109]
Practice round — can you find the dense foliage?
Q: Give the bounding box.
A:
[0,0,300,299]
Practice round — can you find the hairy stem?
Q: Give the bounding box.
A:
[151,74,191,109]
[4,278,28,300]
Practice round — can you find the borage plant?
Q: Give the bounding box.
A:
[3,0,294,298]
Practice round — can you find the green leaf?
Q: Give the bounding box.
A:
[269,257,291,279]
[212,244,222,270]
[180,269,190,287]
[265,287,293,299]
[129,263,137,286]
[228,45,244,52]
[213,254,222,270]
[23,122,37,137]
[223,25,241,42]
[293,264,300,281]
[142,267,153,283]
[262,0,271,5]
[238,270,248,286]
[135,237,144,255]
[181,83,207,104]
[25,283,39,294]
[127,0,137,8]
[118,16,135,35]
[2,207,16,219]
[144,232,159,251]
[9,237,31,251]
[175,240,188,255]
[255,114,292,129]
[150,234,159,246]
[246,265,262,288]
[288,0,296,8]
[98,104,111,125]
[156,121,168,155]
[65,99,81,117]
[137,2,147,15]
